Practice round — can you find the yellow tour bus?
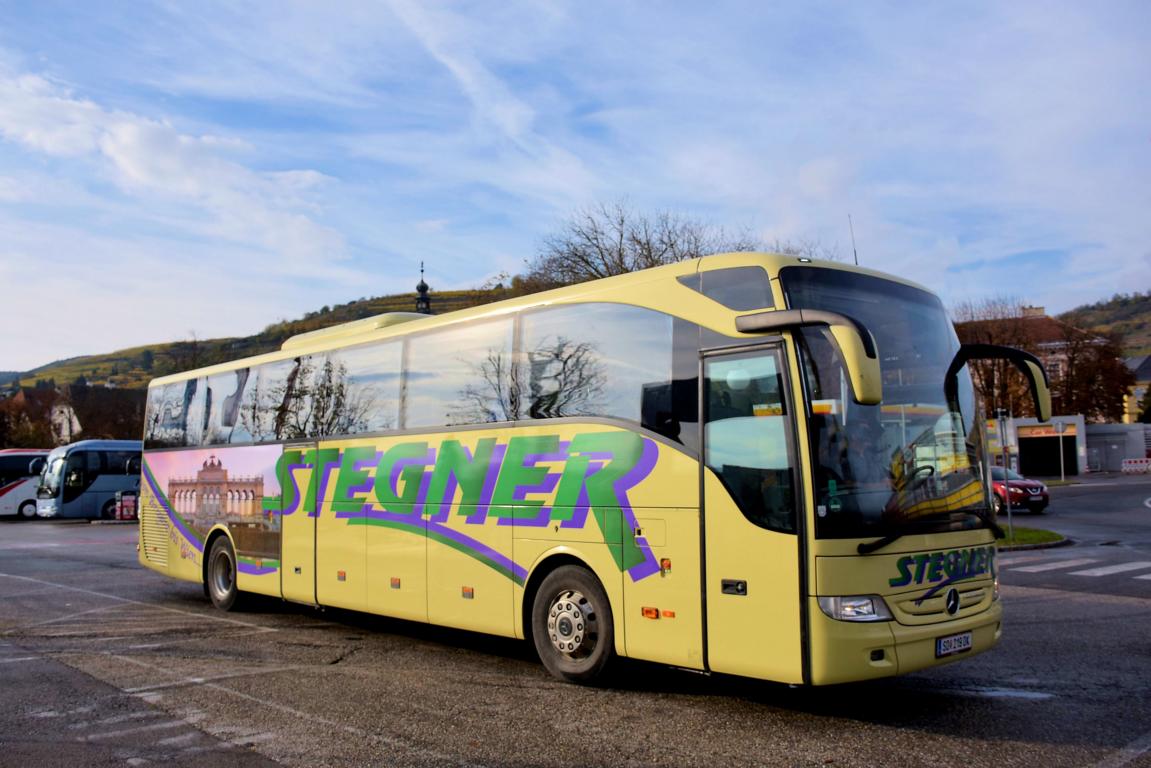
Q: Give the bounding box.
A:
[137,252,1050,685]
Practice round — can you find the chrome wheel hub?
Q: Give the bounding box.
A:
[547,589,594,657]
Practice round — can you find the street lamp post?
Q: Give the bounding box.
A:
[999,408,1013,544]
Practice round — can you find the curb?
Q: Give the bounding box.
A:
[999,537,1075,552]
[89,519,138,526]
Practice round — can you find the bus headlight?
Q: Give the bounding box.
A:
[993,574,1000,602]
[817,595,893,622]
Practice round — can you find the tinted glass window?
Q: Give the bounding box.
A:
[145,381,199,448]
[521,303,673,428]
[0,456,31,482]
[103,450,139,476]
[704,350,796,532]
[183,379,207,446]
[204,368,251,445]
[236,357,314,441]
[333,341,402,434]
[405,319,515,428]
[783,266,990,539]
[679,267,774,311]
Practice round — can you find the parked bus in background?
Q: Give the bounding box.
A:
[0,449,49,519]
[137,252,1049,686]
[37,440,142,520]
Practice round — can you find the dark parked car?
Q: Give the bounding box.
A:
[990,466,1049,514]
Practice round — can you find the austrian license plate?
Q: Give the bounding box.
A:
[935,631,973,658]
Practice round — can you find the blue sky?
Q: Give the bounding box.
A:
[0,1,1147,372]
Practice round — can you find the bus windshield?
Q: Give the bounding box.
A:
[781,267,989,540]
[41,456,66,495]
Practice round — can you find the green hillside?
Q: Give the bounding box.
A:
[14,283,1150,393]
[17,287,509,390]
[1059,291,1151,356]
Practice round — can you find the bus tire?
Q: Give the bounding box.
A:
[100,500,117,520]
[18,500,36,519]
[531,565,614,684]
[206,536,242,612]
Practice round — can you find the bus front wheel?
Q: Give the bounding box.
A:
[18,500,37,519]
[531,565,614,684]
[206,536,242,611]
[100,500,117,520]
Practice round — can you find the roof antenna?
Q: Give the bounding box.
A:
[848,214,859,266]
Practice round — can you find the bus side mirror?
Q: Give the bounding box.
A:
[944,343,1052,422]
[29,458,45,475]
[735,308,882,406]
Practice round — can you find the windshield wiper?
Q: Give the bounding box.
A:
[857,531,905,555]
[857,508,1005,555]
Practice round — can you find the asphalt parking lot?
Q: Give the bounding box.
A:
[1,478,1149,768]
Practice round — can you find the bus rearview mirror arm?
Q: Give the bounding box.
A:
[735,309,882,406]
[943,343,1052,423]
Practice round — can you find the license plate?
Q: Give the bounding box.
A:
[936,631,973,658]
[1030,495,1043,501]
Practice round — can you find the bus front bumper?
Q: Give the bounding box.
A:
[808,598,1002,685]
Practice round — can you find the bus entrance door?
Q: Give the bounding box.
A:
[701,346,804,683]
[280,442,318,605]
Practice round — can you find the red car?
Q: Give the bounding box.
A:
[990,466,1049,514]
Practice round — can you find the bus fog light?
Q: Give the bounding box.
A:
[818,595,893,622]
[993,574,1000,602]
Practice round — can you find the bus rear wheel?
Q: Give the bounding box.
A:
[531,565,614,684]
[206,536,242,611]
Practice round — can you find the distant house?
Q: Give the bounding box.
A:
[0,385,146,446]
[1124,355,1151,423]
[954,305,1131,423]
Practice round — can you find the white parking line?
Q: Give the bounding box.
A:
[1069,562,1151,577]
[1012,558,1099,573]
[0,572,277,633]
[79,719,189,742]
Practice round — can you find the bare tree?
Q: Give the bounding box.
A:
[953,298,1134,421]
[952,297,1036,415]
[765,237,842,262]
[450,349,522,425]
[522,201,761,289]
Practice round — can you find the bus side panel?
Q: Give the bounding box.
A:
[365,509,428,623]
[140,447,283,595]
[620,506,703,669]
[318,499,367,611]
[507,425,703,667]
[704,472,804,683]
[427,504,514,637]
[0,478,37,516]
[138,455,173,576]
[232,445,283,599]
[316,439,367,612]
[139,451,203,584]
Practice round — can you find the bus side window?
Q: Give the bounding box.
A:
[520,303,673,429]
[65,453,88,487]
[704,352,797,533]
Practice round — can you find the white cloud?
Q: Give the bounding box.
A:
[0,63,348,276]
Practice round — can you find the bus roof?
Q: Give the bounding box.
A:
[44,440,143,458]
[147,251,934,387]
